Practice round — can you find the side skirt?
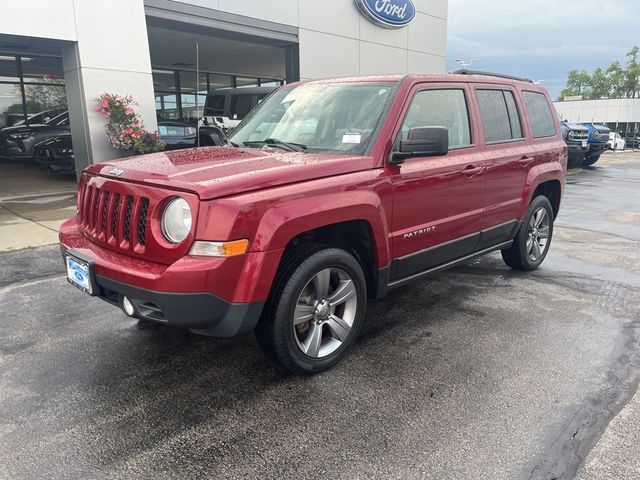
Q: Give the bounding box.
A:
[376,240,513,295]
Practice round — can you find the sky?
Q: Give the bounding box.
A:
[445,0,640,99]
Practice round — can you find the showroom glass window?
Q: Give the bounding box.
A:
[522,91,557,138]
[154,69,179,120]
[476,89,524,143]
[180,71,208,123]
[399,89,472,148]
[0,55,66,128]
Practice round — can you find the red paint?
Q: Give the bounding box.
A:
[60,74,566,305]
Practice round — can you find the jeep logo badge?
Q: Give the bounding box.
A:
[109,168,125,176]
[355,0,416,29]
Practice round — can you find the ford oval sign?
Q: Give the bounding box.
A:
[355,0,416,29]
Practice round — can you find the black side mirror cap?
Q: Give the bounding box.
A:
[391,126,449,164]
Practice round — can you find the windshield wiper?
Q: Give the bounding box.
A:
[243,138,307,152]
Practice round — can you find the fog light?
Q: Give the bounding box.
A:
[122,296,135,317]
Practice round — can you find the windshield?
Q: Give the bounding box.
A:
[229,82,395,154]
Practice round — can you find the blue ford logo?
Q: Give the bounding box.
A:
[355,0,416,28]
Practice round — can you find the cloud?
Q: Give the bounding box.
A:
[446,0,640,98]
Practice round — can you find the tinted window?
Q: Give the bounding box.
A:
[400,89,472,148]
[230,94,255,119]
[522,91,556,138]
[158,125,196,137]
[205,94,226,115]
[503,91,523,139]
[476,89,523,143]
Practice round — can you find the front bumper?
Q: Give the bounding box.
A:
[92,274,264,336]
[2,138,33,160]
[59,218,281,337]
[588,143,608,155]
[35,150,75,174]
[566,142,589,156]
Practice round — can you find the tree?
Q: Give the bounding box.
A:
[606,60,626,98]
[588,68,609,100]
[559,46,640,100]
[559,69,592,100]
[624,46,640,98]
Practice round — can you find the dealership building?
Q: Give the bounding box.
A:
[554,98,640,138]
[0,0,448,178]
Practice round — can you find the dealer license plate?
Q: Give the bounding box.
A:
[65,254,93,294]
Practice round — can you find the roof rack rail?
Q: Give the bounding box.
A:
[452,69,534,84]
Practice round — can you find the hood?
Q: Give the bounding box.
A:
[562,122,588,131]
[1,124,64,136]
[87,146,377,200]
[1,124,43,135]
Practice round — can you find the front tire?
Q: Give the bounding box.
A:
[501,196,554,271]
[256,245,367,375]
[567,153,584,169]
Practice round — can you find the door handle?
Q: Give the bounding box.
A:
[461,165,483,177]
[518,156,534,167]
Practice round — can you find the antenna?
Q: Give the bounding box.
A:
[196,42,200,148]
[454,58,479,68]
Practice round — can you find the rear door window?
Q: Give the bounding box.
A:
[521,91,556,138]
[476,89,524,143]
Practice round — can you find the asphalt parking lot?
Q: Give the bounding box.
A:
[1,152,639,479]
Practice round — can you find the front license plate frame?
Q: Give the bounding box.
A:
[65,252,96,295]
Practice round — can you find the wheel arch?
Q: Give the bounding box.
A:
[281,220,380,298]
[521,163,564,220]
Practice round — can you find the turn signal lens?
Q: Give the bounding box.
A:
[189,239,249,257]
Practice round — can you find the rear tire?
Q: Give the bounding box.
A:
[501,196,554,271]
[255,245,367,375]
[581,152,601,167]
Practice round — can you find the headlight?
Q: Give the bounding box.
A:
[161,197,192,244]
[567,131,583,140]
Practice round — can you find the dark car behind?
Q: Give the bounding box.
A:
[34,132,75,174]
[623,135,640,149]
[560,121,590,168]
[0,111,70,162]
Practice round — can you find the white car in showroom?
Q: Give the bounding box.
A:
[608,132,626,151]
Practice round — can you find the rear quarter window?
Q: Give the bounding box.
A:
[522,91,556,138]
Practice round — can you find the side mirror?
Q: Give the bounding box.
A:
[391,126,449,164]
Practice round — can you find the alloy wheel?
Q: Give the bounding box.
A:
[526,207,550,261]
[293,267,358,358]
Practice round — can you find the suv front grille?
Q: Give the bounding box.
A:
[78,183,149,252]
[569,131,589,141]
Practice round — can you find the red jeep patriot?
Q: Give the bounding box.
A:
[60,71,567,374]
